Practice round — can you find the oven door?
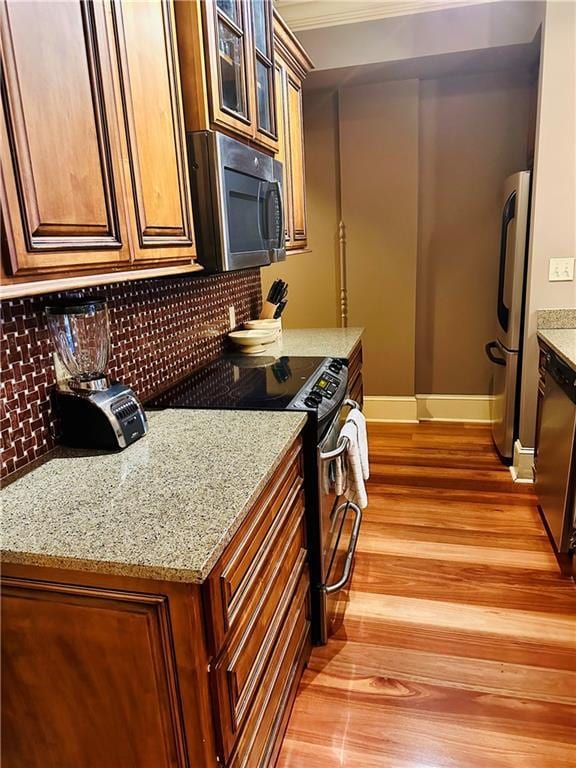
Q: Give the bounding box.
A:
[316,398,363,644]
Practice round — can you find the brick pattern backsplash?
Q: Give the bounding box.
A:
[1,270,262,479]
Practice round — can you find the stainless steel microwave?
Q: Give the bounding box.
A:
[186,131,286,273]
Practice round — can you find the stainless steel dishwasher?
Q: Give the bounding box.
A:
[534,344,576,554]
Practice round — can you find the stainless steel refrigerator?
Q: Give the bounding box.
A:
[485,170,531,462]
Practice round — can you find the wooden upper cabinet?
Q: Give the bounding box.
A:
[0,0,199,297]
[203,0,254,140]
[176,0,278,152]
[248,0,278,151]
[110,0,195,262]
[286,71,306,246]
[273,11,313,251]
[0,0,130,276]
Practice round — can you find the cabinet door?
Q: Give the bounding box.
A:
[248,0,278,152]
[203,0,254,140]
[274,62,291,244]
[0,0,130,276]
[111,0,195,263]
[285,69,307,248]
[2,578,189,768]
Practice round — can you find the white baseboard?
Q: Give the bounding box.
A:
[363,396,418,423]
[363,394,494,424]
[510,439,534,483]
[416,394,493,423]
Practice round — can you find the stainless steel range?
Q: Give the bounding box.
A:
[147,354,363,644]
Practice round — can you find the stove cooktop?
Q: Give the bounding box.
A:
[146,355,331,412]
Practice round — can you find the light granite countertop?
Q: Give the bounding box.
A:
[279,327,363,359]
[1,409,307,583]
[537,308,576,330]
[538,328,576,372]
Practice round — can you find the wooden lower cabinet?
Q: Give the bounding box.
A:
[1,437,310,768]
[348,341,364,409]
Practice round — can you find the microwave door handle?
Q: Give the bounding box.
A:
[272,180,284,250]
[256,181,267,245]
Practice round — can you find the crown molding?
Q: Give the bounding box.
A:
[275,0,500,32]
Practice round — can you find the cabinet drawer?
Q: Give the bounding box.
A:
[347,342,362,381]
[203,439,303,655]
[211,493,306,760]
[228,572,310,768]
[349,371,363,409]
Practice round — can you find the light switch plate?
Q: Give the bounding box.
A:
[228,305,236,329]
[548,258,575,281]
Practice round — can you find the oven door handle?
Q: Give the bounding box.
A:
[319,437,349,462]
[319,399,361,462]
[325,501,362,595]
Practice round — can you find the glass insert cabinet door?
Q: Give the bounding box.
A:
[213,0,251,124]
[206,0,277,149]
[249,0,277,145]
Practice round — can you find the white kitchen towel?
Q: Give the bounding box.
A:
[334,450,346,496]
[347,407,369,480]
[339,420,368,509]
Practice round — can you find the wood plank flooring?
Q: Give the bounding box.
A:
[278,422,576,768]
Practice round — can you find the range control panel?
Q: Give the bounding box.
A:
[288,358,348,418]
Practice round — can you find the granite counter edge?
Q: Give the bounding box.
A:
[537,329,576,372]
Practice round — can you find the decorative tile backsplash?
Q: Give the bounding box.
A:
[1,270,262,479]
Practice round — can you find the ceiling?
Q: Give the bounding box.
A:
[304,41,539,91]
[274,0,502,31]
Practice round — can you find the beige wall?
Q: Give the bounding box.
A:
[269,69,533,399]
[261,90,340,327]
[416,70,532,394]
[340,80,419,396]
[519,0,576,447]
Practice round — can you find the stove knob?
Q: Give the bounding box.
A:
[329,361,342,374]
[304,396,319,408]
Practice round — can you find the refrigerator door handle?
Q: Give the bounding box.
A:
[485,341,506,366]
[497,191,516,333]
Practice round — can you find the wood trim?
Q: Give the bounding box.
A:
[364,394,495,423]
[0,261,203,299]
[511,438,535,483]
[338,220,348,327]
[277,0,486,32]
[273,10,314,77]
[363,396,419,423]
[416,394,494,423]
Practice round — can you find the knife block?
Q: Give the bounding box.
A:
[260,301,278,319]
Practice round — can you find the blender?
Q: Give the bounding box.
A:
[46,297,147,450]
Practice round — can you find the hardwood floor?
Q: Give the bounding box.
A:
[278,422,576,768]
